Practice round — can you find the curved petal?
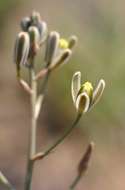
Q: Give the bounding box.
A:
[76,92,90,114]
[91,79,105,108]
[71,71,81,104]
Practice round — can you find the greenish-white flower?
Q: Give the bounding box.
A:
[71,71,105,114]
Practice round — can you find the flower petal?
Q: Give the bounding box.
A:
[68,35,78,49]
[49,48,72,70]
[71,71,81,104]
[91,79,105,108]
[76,92,90,114]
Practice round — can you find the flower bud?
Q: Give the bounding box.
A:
[31,11,41,25]
[45,31,60,66]
[78,142,94,176]
[37,21,48,44]
[20,17,31,31]
[14,32,30,67]
[28,26,40,55]
[68,35,78,49]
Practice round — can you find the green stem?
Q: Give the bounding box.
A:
[24,60,37,190]
[70,174,82,190]
[38,113,82,160]
[0,171,15,190]
[40,70,50,94]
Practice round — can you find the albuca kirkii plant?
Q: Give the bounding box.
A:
[0,11,105,190]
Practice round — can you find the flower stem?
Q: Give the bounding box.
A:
[70,174,81,190]
[33,113,82,161]
[24,59,37,190]
[0,171,15,190]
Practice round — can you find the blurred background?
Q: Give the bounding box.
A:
[0,0,125,189]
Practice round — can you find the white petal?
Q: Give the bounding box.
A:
[76,92,90,113]
[71,71,81,104]
[91,79,105,107]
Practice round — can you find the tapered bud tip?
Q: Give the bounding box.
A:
[59,38,69,49]
[20,17,31,31]
[31,11,41,23]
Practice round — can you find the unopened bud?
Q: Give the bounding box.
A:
[45,31,60,66]
[78,142,94,176]
[68,35,78,49]
[28,26,40,55]
[20,17,31,31]
[37,21,48,44]
[14,32,30,67]
[31,11,41,24]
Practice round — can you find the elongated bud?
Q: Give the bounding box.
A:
[45,31,60,66]
[14,32,30,68]
[49,49,72,70]
[20,17,31,31]
[28,26,40,55]
[68,35,78,49]
[38,21,48,44]
[78,142,94,176]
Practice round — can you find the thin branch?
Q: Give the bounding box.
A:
[32,114,82,161]
[0,171,15,190]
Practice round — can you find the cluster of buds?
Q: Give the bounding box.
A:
[71,71,105,114]
[14,11,78,80]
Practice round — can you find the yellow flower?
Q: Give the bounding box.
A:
[71,71,105,114]
[59,38,69,49]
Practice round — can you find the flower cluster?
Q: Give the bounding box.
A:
[71,71,105,114]
[14,11,78,79]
